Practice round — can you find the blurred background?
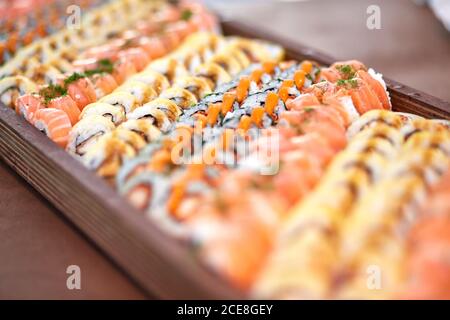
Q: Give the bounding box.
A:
[204,0,450,101]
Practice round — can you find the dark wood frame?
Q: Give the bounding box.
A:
[0,20,449,299]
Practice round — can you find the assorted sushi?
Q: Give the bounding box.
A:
[0,0,449,300]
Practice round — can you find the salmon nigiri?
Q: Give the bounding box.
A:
[15,93,44,124]
[117,48,151,72]
[113,59,137,85]
[33,108,72,148]
[47,95,80,126]
[65,76,97,111]
[138,37,167,60]
[89,73,118,99]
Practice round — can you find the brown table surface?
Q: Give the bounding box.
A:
[1,0,449,299]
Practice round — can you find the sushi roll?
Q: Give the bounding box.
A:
[194,62,231,89]
[173,76,212,100]
[147,58,188,84]
[118,118,162,144]
[346,110,407,139]
[33,108,72,148]
[89,73,119,99]
[401,117,450,140]
[110,128,147,153]
[209,54,242,76]
[82,133,138,183]
[127,102,173,132]
[65,76,97,111]
[99,91,139,114]
[46,95,81,126]
[15,93,45,124]
[80,102,126,126]
[137,98,182,122]
[128,69,170,94]
[159,87,198,110]
[0,76,38,108]
[66,115,115,156]
[116,80,157,105]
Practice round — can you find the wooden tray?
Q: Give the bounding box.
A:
[1,20,449,299]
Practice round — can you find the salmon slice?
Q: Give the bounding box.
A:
[90,73,118,99]
[113,60,137,85]
[138,37,167,60]
[33,108,72,148]
[356,70,391,110]
[15,94,44,123]
[66,78,97,111]
[348,80,383,114]
[47,95,80,126]
[117,48,151,72]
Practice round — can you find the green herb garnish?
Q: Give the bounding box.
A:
[39,83,67,105]
[337,78,359,89]
[64,72,86,86]
[336,64,356,79]
[181,9,193,21]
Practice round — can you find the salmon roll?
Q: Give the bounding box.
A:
[66,115,115,156]
[173,76,212,100]
[15,93,45,124]
[138,36,167,60]
[117,47,151,72]
[113,59,138,85]
[89,73,119,99]
[116,80,157,105]
[65,77,97,111]
[47,95,81,126]
[80,102,126,126]
[33,108,72,148]
[99,92,138,115]
[0,75,38,109]
[159,87,198,110]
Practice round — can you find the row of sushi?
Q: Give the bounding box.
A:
[1,0,449,299]
[112,57,449,298]
[105,58,401,291]
[69,34,285,181]
[0,1,218,148]
[0,0,200,78]
[0,0,108,65]
[254,110,450,299]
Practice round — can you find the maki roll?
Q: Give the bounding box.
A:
[173,76,212,100]
[0,76,38,108]
[99,91,139,114]
[194,62,231,89]
[129,70,170,95]
[66,115,115,156]
[147,58,188,84]
[81,131,142,183]
[127,102,174,132]
[116,80,158,105]
[118,119,162,143]
[159,87,198,110]
[33,108,72,148]
[80,102,127,126]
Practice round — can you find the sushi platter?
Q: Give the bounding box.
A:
[1,0,450,299]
